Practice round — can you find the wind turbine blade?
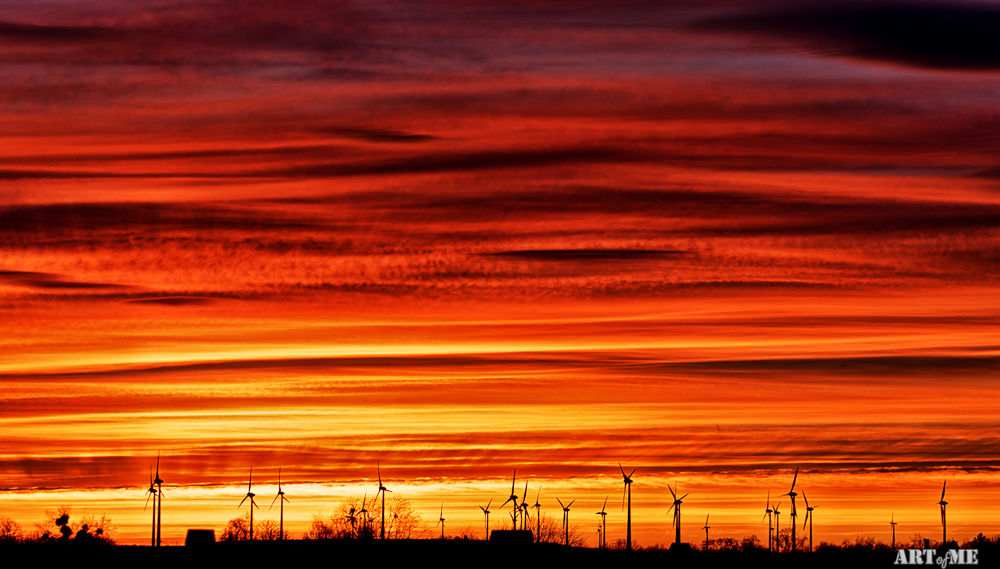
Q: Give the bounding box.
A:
[270,494,279,509]
[667,503,675,515]
[790,467,798,492]
[629,468,636,478]
[567,500,575,508]
[283,496,290,503]
[680,493,689,501]
[501,497,513,508]
[248,467,253,491]
[145,491,152,511]
[766,489,770,509]
[762,511,768,522]
[803,491,809,509]
[602,496,608,512]
[511,469,516,494]
[487,499,492,509]
[239,496,248,508]
[669,485,677,500]
[941,480,946,501]
[156,452,160,478]
[619,462,626,477]
[557,498,565,508]
[622,483,627,511]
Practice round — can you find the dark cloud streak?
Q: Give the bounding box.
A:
[692,2,1000,71]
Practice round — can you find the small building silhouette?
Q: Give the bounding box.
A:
[185,529,216,547]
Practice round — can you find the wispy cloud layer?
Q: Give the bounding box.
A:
[2,0,999,545]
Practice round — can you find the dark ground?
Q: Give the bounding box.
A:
[2,540,994,569]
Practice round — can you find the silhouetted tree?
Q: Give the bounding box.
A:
[255,519,290,540]
[221,514,251,541]
[526,513,587,547]
[305,494,423,540]
[304,514,342,540]
[715,537,741,551]
[31,506,115,545]
[740,535,763,552]
[609,537,637,550]
[0,517,23,543]
[909,534,936,549]
[776,528,807,552]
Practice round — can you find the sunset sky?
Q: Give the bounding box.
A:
[2,0,1000,547]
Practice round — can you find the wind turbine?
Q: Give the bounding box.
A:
[269,467,290,541]
[346,504,358,537]
[532,486,542,542]
[619,463,636,551]
[500,470,519,529]
[773,501,782,552]
[702,514,711,551]
[376,463,392,540]
[938,480,948,544]
[143,466,158,547]
[802,491,815,552]
[154,453,163,547]
[595,497,608,550]
[479,499,492,540]
[436,504,446,539]
[359,492,370,538]
[238,468,260,541]
[557,498,575,546]
[519,483,531,531]
[762,490,773,552]
[667,483,689,546]
[780,468,799,553]
[890,512,898,550]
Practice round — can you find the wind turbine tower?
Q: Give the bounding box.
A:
[269,467,290,540]
[479,499,492,540]
[938,480,948,544]
[500,470,519,530]
[702,514,711,551]
[802,491,815,552]
[762,491,773,552]
[557,498,575,546]
[667,483,689,546]
[773,501,781,552]
[519,483,531,531]
[154,454,163,547]
[144,466,158,547]
[533,487,542,543]
[595,497,608,550]
[780,468,799,553]
[890,512,898,550]
[619,463,636,551]
[436,504,446,539]
[238,468,260,540]
[376,463,392,540]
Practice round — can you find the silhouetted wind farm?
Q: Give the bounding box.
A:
[1,460,993,569]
